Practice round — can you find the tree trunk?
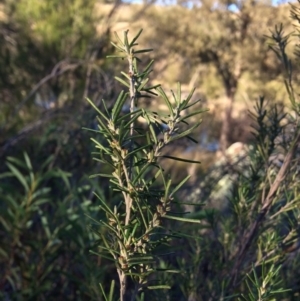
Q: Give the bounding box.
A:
[219,90,235,153]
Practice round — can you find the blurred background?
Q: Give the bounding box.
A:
[0,0,299,300]
[0,0,296,174]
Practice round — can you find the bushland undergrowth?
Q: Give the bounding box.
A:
[85,24,300,300]
[86,29,207,301]
[1,4,300,301]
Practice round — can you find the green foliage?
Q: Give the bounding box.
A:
[0,0,113,150]
[138,2,293,93]
[87,29,206,300]
[158,6,300,299]
[2,1,300,300]
[239,264,290,300]
[0,153,106,300]
[12,0,97,58]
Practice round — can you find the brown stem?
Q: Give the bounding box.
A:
[228,132,300,288]
[124,50,136,227]
[118,269,127,301]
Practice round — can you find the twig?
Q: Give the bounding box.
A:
[0,61,80,131]
[0,109,66,155]
[228,131,300,288]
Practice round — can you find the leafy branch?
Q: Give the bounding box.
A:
[86,29,206,301]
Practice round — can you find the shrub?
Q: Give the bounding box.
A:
[84,17,300,301]
[86,29,207,301]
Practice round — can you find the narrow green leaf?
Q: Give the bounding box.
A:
[112,91,128,121]
[6,162,29,192]
[125,271,153,277]
[86,98,110,122]
[130,29,143,47]
[137,93,152,99]
[84,214,101,227]
[132,162,151,185]
[101,98,110,116]
[128,255,155,262]
[176,82,181,106]
[144,84,160,91]
[118,108,142,123]
[99,220,121,237]
[184,98,202,110]
[169,122,201,142]
[106,55,126,59]
[93,192,114,216]
[142,109,151,124]
[90,138,111,154]
[133,48,153,54]
[0,247,9,259]
[110,180,130,193]
[0,216,11,232]
[90,250,117,262]
[31,187,51,201]
[110,41,124,52]
[115,76,130,88]
[101,233,116,258]
[96,118,111,135]
[149,125,159,145]
[147,168,163,187]
[30,198,49,207]
[114,31,124,46]
[0,172,13,179]
[108,280,115,301]
[142,111,160,144]
[95,118,112,137]
[160,155,201,164]
[184,87,196,105]
[23,152,33,171]
[133,56,138,71]
[171,231,203,240]
[170,175,191,197]
[149,122,158,144]
[171,90,177,107]
[186,135,198,144]
[5,195,19,212]
[120,71,131,80]
[82,127,101,134]
[126,222,139,243]
[89,173,114,178]
[137,78,149,92]
[143,87,159,96]
[164,177,172,201]
[155,268,181,273]
[99,283,108,301]
[123,30,130,51]
[147,285,171,290]
[178,110,206,122]
[156,87,174,117]
[142,60,154,74]
[92,157,115,169]
[162,215,202,223]
[6,156,28,169]
[128,143,152,157]
[39,209,51,239]
[133,197,148,229]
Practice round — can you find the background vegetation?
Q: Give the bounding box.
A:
[1,0,300,300]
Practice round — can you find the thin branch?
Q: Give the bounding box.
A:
[124,45,137,229]
[1,61,80,131]
[0,109,66,155]
[229,131,300,288]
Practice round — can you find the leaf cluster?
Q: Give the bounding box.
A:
[87,29,207,300]
[0,153,107,300]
